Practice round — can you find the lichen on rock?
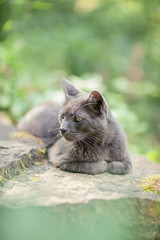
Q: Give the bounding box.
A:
[139,174,160,194]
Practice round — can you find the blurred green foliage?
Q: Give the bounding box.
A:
[0,0,160,162]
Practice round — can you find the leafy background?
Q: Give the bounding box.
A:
[0,0,160,162]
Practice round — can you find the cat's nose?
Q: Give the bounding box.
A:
[60,127,68,134]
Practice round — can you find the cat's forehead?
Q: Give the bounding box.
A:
[62,95,88,115]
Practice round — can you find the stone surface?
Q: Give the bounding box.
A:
[0,123,46,181]
[0,122,160,240]
[0,154,160,207]
[0,123,160,206]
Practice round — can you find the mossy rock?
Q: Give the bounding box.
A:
[140,175,160,194]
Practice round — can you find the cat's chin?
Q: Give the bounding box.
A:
[62,134,76,142]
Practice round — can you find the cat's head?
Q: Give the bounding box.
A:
[59,78,109,143]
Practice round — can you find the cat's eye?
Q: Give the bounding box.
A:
[74,116,83,122]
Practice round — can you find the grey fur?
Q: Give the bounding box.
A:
[18,78,132,175]
[18,102,61,147]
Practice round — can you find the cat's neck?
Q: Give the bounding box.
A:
[65,138,105,162]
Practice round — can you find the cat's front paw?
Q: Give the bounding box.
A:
[59,161,107,174]
[59,163,73,172]
[52,160,66,168]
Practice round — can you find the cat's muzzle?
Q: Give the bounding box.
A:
[60,128,76,142]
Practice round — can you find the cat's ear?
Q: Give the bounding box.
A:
[62,78,81,98]
[88,91,108,113]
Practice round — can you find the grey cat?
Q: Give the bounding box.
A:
[18,78,132,175]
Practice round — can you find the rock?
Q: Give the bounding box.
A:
[0,140,46,181]
[0,154,160,206]
[0,123,160,240]
[0,123,46,181]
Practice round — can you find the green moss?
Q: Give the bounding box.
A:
[2,167,9,176]
[139,175,160,194]
[0,175,4,186]
[34,161,43,166]
[36,147,46,160]
[39,147,46,155]
[1,167,10,180]
[26,153,32,160]
[18,160,25,169]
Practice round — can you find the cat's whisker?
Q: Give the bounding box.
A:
[48,130,60,137]
[85,138,104,156]
[84,138,103,154]
[81,139,90,149]
[89,132,104,141]
[79,133,105,156]
[54,132,61,141]
[79,133,103,144]
[81,132,102,140]
[72,133,92,150]
[81,138,98,155]
[48,127,62,140]
[48,128,60,133]
[80,139,93,152]
[87,136,103,146]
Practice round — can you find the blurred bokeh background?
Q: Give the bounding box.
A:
[0,0,160,162]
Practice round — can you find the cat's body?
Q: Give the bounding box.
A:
[18,79,132,175]
[18,102,61,147]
